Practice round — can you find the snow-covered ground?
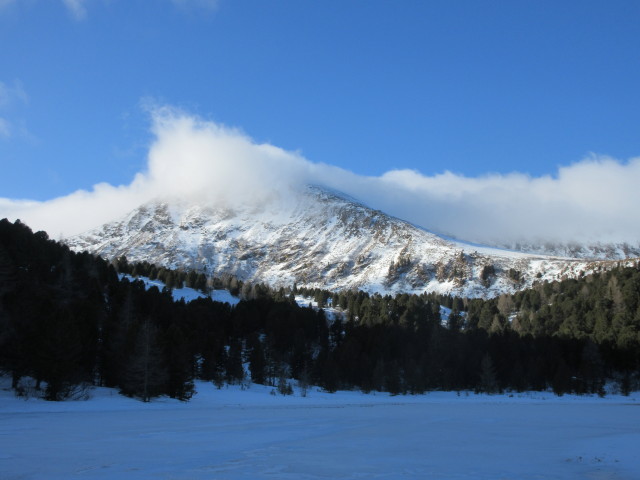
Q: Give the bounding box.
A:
[294,295,344,321]
[210,289,241,306]
[120,274,240,305]
[1,378,639,479]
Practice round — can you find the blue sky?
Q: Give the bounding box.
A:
[1,0,640,245]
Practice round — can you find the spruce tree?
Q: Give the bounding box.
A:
[121,321,167,402]
[478,353,498,394]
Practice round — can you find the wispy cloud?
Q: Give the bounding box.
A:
[1,106,639,248]
[0,80,28,107]
[0,80,29,140]
[0,0,220,20]
[62,0,87,21]
[0,118,11,138]
[0,0,16,10]
[171,0,219,12]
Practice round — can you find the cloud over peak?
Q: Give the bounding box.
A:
[1,106,639,249]
[143,106,309,204]
[371,158,640,246]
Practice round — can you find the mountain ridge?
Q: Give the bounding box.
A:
[66,185,632,298]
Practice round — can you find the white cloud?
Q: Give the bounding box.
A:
[144,106,310,207]
[62,0,87,20]
[361,159,640,246]
[0,182,150,240]
[1,106,639,248]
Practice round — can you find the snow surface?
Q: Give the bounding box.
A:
[438,306,468,327]
[1,377,639,480]
[120,274,240,306]
[210,289,241,306]
[294,295,344,321]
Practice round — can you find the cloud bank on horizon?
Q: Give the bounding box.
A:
[1,106,639,247]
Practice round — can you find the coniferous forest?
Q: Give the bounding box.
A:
[1,218,639,401]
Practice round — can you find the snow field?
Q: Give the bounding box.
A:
[120,274,240,305]
[1,379,639,480]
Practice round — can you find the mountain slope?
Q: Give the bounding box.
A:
[492,240,640,260]
[67,186,617,298]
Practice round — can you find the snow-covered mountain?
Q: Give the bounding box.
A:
[491,240,640,260]
[67,185,626,298]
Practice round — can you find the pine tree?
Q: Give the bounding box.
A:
[447,309,463,331]
[163,324,195,401]
[37,307,87,401]
[277,373,293,395]
[248,335,266,384]
[121,320,167,402]
[478,353,498,394]
[552,359,572,396]
[321,353,340,393]
[225,340,244,384]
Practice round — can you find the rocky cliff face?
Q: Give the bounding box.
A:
[67,185,625,298]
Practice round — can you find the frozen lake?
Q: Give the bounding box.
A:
[1,380,639,479]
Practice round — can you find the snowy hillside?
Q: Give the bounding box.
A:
[120,274,240,305]
[493,239,640,260]
[67,185,623,298]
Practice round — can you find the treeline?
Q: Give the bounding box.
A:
[0,219,297,401]
[116,257,209,292]
[1,218,639,401]
[295,283,640,395]
[116,257,281,301]
[302,267,640,350]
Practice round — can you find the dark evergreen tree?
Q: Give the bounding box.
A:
[121,321,167,402]
[225,340,244,384]
[478,353,498,394]
[248,334,266,384]
[163,323,195,401]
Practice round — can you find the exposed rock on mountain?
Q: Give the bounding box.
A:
[67,186,625,298]
[494,240,640,261]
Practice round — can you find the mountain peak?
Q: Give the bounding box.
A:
[66,185,620,298]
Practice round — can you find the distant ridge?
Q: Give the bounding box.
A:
[67,185,629,298]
